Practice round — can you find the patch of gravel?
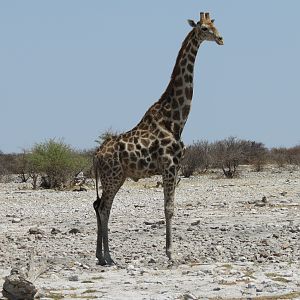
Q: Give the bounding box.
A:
[0,166,300,299]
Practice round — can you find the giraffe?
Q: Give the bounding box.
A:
[93,12,223,265]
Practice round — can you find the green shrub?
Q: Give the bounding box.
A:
[29,139,89,189]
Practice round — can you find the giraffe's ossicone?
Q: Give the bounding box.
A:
[93,12,223,265]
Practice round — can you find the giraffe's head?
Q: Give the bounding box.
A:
[188,12,224,45]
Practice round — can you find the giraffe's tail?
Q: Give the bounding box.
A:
[93,156,101,200]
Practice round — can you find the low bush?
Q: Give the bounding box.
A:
[243,141,268,172]
[210,137,245,178]
[181,140,211,177]
[28,139,90,189]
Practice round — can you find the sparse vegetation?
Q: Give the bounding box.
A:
[1,137,299,184]
[270,145,300,167]
[181,137,270,178]
[0,151,18,180]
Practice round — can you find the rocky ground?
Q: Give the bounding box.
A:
[0,166,300,299]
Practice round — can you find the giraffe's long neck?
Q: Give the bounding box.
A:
[159,30,203,139]
[139,29,203,140]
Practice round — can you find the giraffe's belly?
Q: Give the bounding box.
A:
[122,159,161,181]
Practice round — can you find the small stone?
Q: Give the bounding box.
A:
[262,196,267,203]
[50,274,60,280]
[281,242,290,249]
[82,264,90,270]
[69,228,81,234]
[72,185,88,192]
[6,214,17,218]
[289,226,300,233]
[127,264,135,271]
[213,287,221,291]
[255,201,266,207]
[144,221,154,225]
[2,270,37,300]
[51,228,61,234]
[191,220,200,226]
[210,226,219,230]
[12,218,21,223]
[220,227,228,231]
[183,293,197,300]
[215,245,224,253]
[259,251,269,258]
[68,275,79,281]
[144,220,165,226]
[28,227,44,235]
[148,258,156,264]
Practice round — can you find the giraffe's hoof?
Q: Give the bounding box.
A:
[104,257,115,266]
[96,258,107,266]
[96,259,115,266]
[166,249,173,260]
[96,255,115,266]
[168,257,180,267]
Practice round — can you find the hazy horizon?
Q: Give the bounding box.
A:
[1,1,299,153]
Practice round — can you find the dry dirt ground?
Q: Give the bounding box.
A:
[0,166,300,299]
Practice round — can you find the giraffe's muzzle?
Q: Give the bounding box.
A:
[216,36,224,45]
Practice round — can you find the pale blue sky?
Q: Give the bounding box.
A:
[1,1,299,153]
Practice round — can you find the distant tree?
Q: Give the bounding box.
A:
[286,145,300,165]
[181,140,211,177]
[269,145,300,167]
[243,141,268,172]
[269,147,289,167]
[15,149,31,183]
[210,137,245,178]
[0,152,18,179]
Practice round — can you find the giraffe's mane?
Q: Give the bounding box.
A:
[159,29,195,102]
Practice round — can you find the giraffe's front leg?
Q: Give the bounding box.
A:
[162,165,177,260]
[97,173,125,266]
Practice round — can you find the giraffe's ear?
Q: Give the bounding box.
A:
[187,19,196,27]
[211,19,215,23]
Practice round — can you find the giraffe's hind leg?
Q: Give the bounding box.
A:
[93,197,106,265]
[96,166,125,265]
